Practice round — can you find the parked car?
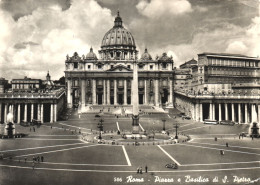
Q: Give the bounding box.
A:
[204,119,219,125]
[165,163,178,169]
[220,120,235,126]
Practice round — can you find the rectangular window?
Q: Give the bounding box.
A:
[88,65,91,69]
[127,65,131,69]
[150,65,153,70]
[111,65,114,69]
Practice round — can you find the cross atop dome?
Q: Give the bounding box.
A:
[114,10,123,28]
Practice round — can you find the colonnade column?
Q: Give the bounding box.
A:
[238,103,241,124]
[0,103,2,123]
[107,80,110,105]
[81,79,86,107]
[212,103,215,120]
[144,79,147,105]
[219,104,222,121]
[24,103,27,122]
[17,104,21,124]
[251,104,254,123]
[114,79,117,105]
[37,104,41,121]
[4,104,7,123]
[31,103,34,121]
[231,103,235,122]
[258,104,260,123]
[154,79,159,106]
[92,79,96,105]
[245,104,248,123]
[41,104,44,123]
[67,79,72,108]
[199,103,203,122]
[225,103,228,120]
[169,79,173,104]
[50,104,54,123]
[124,79,127,105]
[54,104,57,122]
[103,79,106,105]
[209,103,212,120]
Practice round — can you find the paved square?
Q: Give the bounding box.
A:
[0,108,259,185]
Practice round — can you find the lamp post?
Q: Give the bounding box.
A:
[97,118,104,139]
[174,122,179,139]
[162,119,166,131]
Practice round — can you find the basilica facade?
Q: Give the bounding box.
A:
[65,12,174,109]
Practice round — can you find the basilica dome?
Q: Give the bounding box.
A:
[101,11,136,49]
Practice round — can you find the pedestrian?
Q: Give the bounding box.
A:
[30,127,31,132]
[24,157,27,163]
[137,167,139,174]
[41,156,44,162]
[33,127,35,132]
[239,135,241,139]
[145,165,148,173]
[215,137,217,141]
[226,142,228,147]
[140,167,142,174]
[252,136,254,140]
[32,161,35,170]
[51,126,52,129]
[37,156,40,163]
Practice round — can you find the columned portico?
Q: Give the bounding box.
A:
[219,103,222,121]
[199,103,203,122]
[225,103,228,120]
[37,104,41,121]
[4,104,7,123]
[0,103,2,123]
[107,80,110,104]
[50,104,54,123]
[154,79,159,106]
[31,103,34,121]
[114,79,117,105]
[24,103,27,123]
[17,104,21,124]
[81,79,86,107]
[238,103,241,124]
[92,79,96,105]
[54,104,57,122]
[103,79,106,105]
[41,104,44,123]
[67,79,72,108]
[124,79,127,105]
[231,103,235,122]
[245,104,248,123]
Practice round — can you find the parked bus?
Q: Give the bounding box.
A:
[203,119,219,125]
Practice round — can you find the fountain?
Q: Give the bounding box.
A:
[1,111,26,139]
[248,105,259,138]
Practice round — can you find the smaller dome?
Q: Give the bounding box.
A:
[86,47,97,60]
[141,48,152,60]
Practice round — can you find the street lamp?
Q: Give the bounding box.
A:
[162,119,166,131]
[174,122,179,139]
[97,118,104,139]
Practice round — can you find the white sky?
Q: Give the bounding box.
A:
[0,0,259,80]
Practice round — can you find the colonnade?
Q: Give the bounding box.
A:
[0,103,57,124]
[67,78,173,107]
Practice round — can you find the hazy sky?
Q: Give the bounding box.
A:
[0,0,259,80]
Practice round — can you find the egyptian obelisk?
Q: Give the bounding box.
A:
[132,61,139,134]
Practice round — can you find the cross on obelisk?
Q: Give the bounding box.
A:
[132,60,139,134]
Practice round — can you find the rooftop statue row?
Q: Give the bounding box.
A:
[65,49,173,63]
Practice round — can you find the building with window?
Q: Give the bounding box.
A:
[65,11,174,110]
[175,52,260,124]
